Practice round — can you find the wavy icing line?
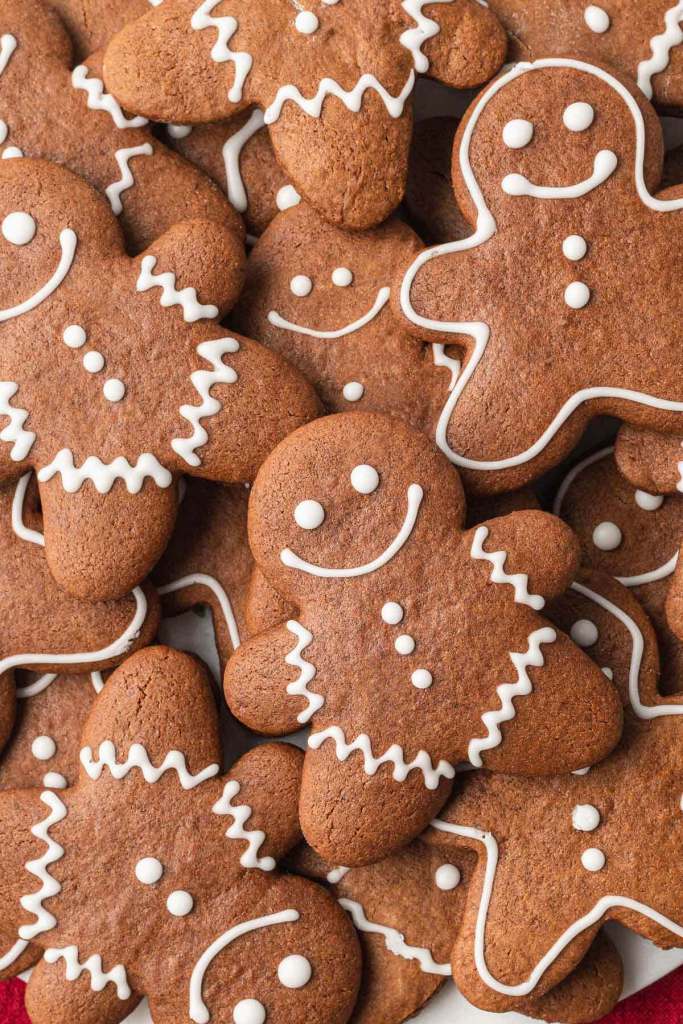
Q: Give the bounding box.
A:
[0,939,29,971]
[399,0,453,73]
[16,671,103,700]
[191,0,253,103]
[171,339,239,467]
[268,287,391,340]
[44,946,131,999]
[19,790,67,940]
[212,779,275,870]
[222,108,265,212]
[0,228,77,324]
[136,255,219,323]
[0,383,35,461]
[71,65,148,129]
[189,910,299,1024]
[470,525,545,610]
[12,472,44,544]
[285,620,322,724]
[308,725,454,790]
[80,741,219,788]
[636,2,683,100]
[400,59,683,472]
[37,450,172,493]
[339,897,451,975]
[105,144,154,215]
[467,626,557,768]
[158,574,240,650]
[264,71,416,125]
[0,33,17,76]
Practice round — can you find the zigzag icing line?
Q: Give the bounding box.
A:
[0,382,35,460]
[43,946,131,999]
[285,620,322,724]
[19,791,67,940]
[264,70,416,125]
[136,255,219,323]
[80,741,219,789]
[171,338,239,467]
[339,898,451,975]
[105,144,154,214]
[71,65,148,128]
[37,450,172,494]
[190,0,253,103]
[212,779,275,870]
[308,725,454,790]
[470,525,545,610]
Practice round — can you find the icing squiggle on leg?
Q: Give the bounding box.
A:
[212,779,275,870]
[308,725,454,790]
[43,946,131,999]
[19,791,67,940]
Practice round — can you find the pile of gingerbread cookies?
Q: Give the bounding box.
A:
[0,1,681,1022]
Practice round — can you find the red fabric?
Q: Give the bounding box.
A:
[0,979,28,1024]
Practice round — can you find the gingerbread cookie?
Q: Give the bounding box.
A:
[487,1,683,110]
[405,117,470,244]
[102,0,506,230]
[0,645,362,1024]
[47,0,151,60]
[225,412,622,865]
[0,157,319,601]
[425,571,683,1012]
[0,0,241,255]
[398,57,683,494]
[615,423,683,495]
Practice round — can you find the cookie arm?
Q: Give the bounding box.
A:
[25,961,140,1024]
[421,0,507,89]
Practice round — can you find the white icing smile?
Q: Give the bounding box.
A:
[0,228,77,323]
[502,149,618,199]
[267,286,391,339]
[281,483,423,577]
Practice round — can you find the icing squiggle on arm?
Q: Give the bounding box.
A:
[470,525,545,610]
[0,384,35,460]
[263,71,416,125]
[170,338,239,467]
[190,0,253,103]
[136,256,219,322]
[43,946,131,999]
[399,0,454,73]
[285,620,322,723]
[308,725,454,790]
[637,2,683,100]
[105,144,154,215]
[71,65,148,129]
[19,791,67,940]
[212,779,276,870]
[339,897,451,975]
[80,741,219,788]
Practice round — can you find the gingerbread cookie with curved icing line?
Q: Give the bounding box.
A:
[424,571,683,1013]
[0,0,241,255]
[487,0,683,110]
[102,0,507,230]
[0,645,361,1024]
[0,157,319,601]
[398,57,683,494]
[225,412,622,865]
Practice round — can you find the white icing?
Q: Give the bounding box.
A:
[43,946,131,998]
[572,804,600,831]
[80,741,219,788]
[285,620,322,724]
[435,863,461,890]
[276,185,301,211]
[191,0,253,103]
[31,735,56,761]
[564,281,591,309]
[637,2,683,100]
[2,147,23,159]
[562,235,587,261]
[350,464,379,494]
[222,109,265,212]
[19,790,67,940]
[635,490,664,511]
[295,10,319,34]
[158,574,241,650]
[2,212,35,246]
[83,351,105,373]
[16,671,100,698]
[0,939,29,971]
[189,910,299,1024]
[268,286,390,338]
[0,228,77,323]
[136,255,218,322]
[294,499,325,530]
[38,450,172,493]
[502,150,617,199]
[581,847,606,871]
[502,119,533,149]
[339,898,451,975]
[411,668,433,689]
[233,999,265,1024]
[105,144,154,215]
[395,633,415,655]
[467,626,557,767]
[43,772,67,789]
[592,520,622,550]
[277,954,311,988]
[290,274,312,297]
[308,725,454,790]
[326,865,350,884]
[563,102,595,131]
[103,378,126,402]
[470,525,545,610]
[342,381,364,402]
[281,484,423,577]
[618,553,678,587]
[552,446,614,516]
[135,856,163,884]
[168,124,193,139]
[584,5,610,32]
[0,34,17,76]
[263,71,416,125]
[0,383,35,460]
[401,58,683,474]
[212,778,276,870]
[381,601,404,625]
[570,618,598,647]
[63,324,87,349]
[71,65,148,129]
[399,0,454,74]
[167,890,194,916]
[170,338,239,467]
[331,267,353,287]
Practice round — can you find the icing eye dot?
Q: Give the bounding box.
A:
[571,619,599,647]
[584,5,610,33]
[411,668,433,689]
[290,274,312,297]
[135,857,163,885]
[434,863,461,891]
[103,378,126,403]
[277,954,312,988]
[502,119,534,149]
[31,735,56,761]
[350,464,379,494]
[635,490,664,511]
[562,235,587,261]
[331,267,353,287]
[2,211,36,245]
[564,281,591,309]
[592,521,622,551]
[166,890,193,916]
[381,601,404,625]
[63,324,87,348]
[395,634,415,655]
[581,847,606,872]
[572,804,601,832]
[294,499,325,530]
[233,1000,266,1024]
[83,350,105,373]
[563,101,595,132]
[342,381,364,402]
[295,10,319,33]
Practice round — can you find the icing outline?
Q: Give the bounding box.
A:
[158,574,241,650]
[0,229,78,323]
[339,897,451,975]
[268,287,391,339]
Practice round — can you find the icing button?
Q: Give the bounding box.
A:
[592,521,622,551]
[233,1000,266,1024]
[411,668,433,689]
[381,601,404,625]
[277,954,312,988]
[31,735,56,761]
[581,847,606,872]
[342,381,364,402]
[635,490,664,511]
[571,619,599,647]
[564,281,591,309]
[295,10,319,33]
[166,890,194,916]
[395,634,415,655]
[584,5,610,33]
[434,863,461,890]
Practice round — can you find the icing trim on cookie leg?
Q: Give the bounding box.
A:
[467,626,556,767]
[15,671,103,699]
[0,34,17,76]
[0,384,35,460]
[80,740,219,788]
[263,71,416,125]
[308,725,455,790]
[0,938,29,971]
[105,144,154,215]
[636,2,683,100]
[339,897,451,975]
[18,790,67,940]
[431,817,683,997]
[285,620,322,723]
[37,450,172,493]
[158,574,241,650]
[189,910,300,1024]
[267,287,391,339]
[470,525,545,609]
[190,0,253,104]
[12,473,44,544]
[43,947,131,999]
[281,484,423,577]
[71,65,149,129]
[170,339,239,467]
[212,779,276,870]
[0,229,77,323]
[136,256,219,322]
[399,0,454,73]
[222,109,265,212]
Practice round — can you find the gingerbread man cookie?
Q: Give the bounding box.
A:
[399,57,683,494]
[0,0,240,255]
[425,571,683,1012]
[0,157,319,601]
[46,0,152,60]
[0,645,362,1024]
[102,0,506,230]
[225,412,622,865]
[615,423,683,495]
